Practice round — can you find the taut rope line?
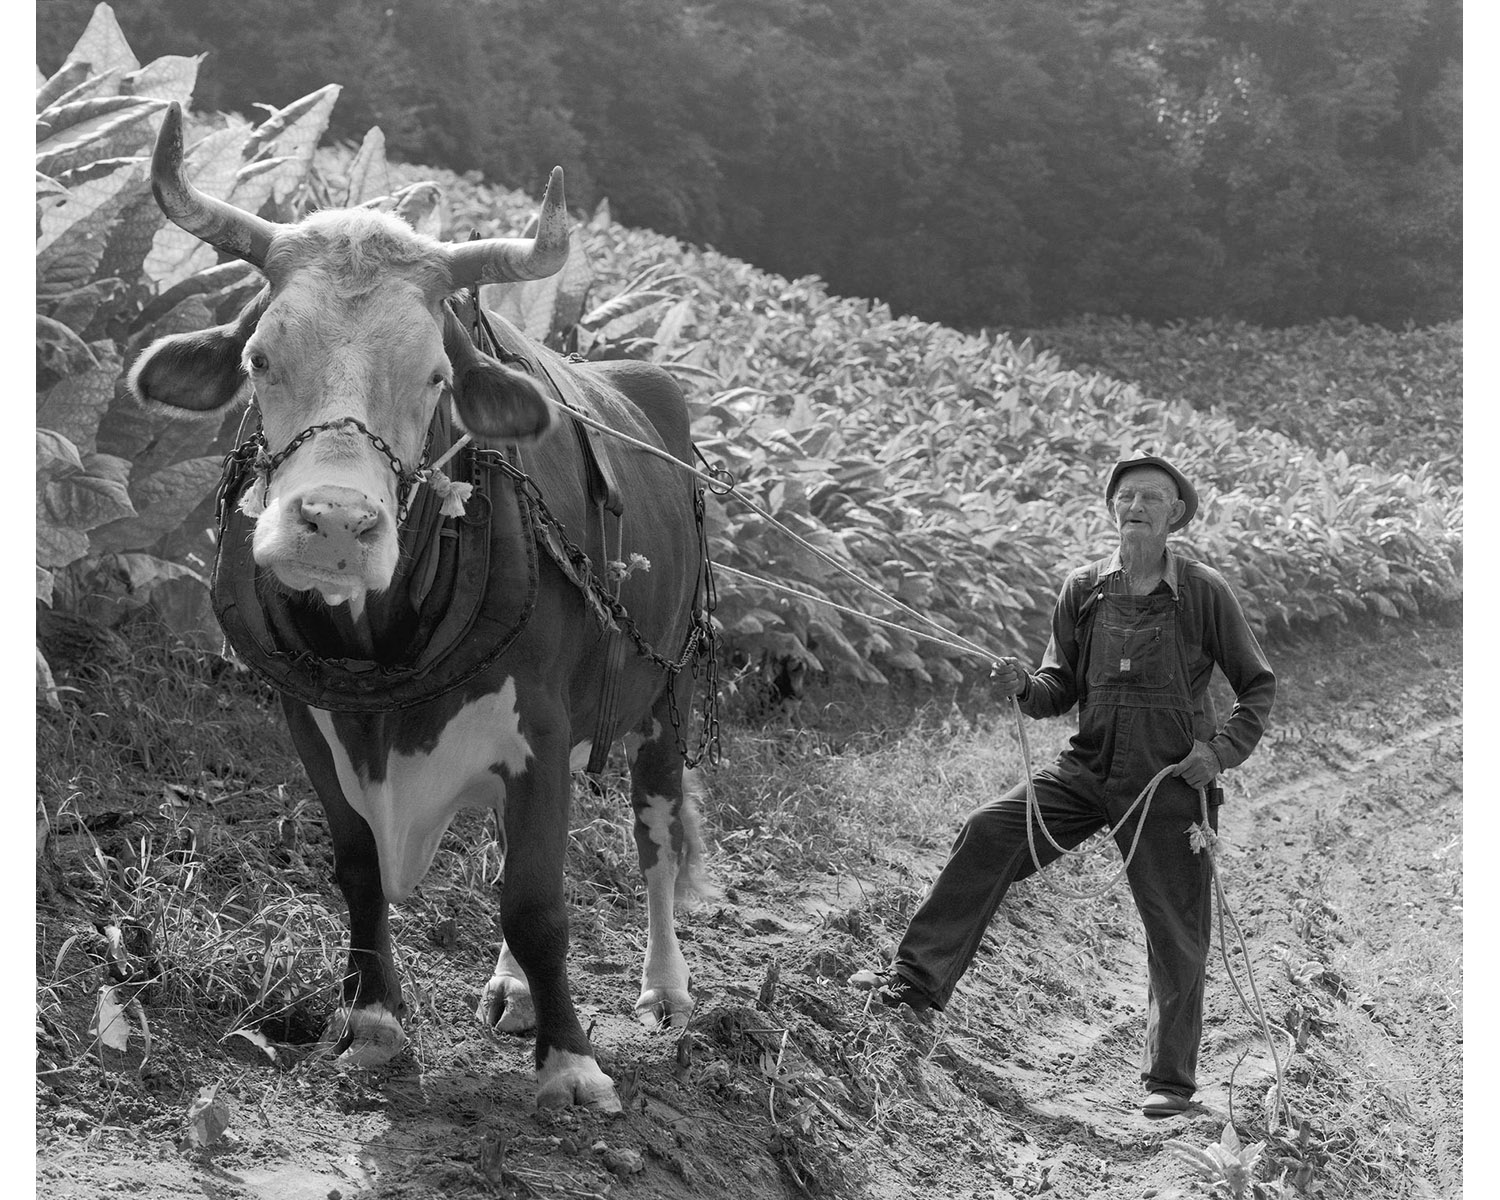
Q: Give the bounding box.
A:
[713,563,990,660]
[532,393,1005,665]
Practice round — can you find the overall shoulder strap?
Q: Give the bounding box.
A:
[1073,558,1111,626]
[1066,559,1112,688]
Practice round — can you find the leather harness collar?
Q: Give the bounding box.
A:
[210,394,539,713]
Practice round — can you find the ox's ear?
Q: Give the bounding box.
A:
[129,287,269,413]
[441,308,557,443]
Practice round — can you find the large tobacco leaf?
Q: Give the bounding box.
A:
[90,456,226,554]
[36,350,122,456]
[34,7,340,634]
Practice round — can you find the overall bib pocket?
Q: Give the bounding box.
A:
[1087,612,1173,690]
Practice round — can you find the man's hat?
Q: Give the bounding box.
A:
[1106,454,1198,532]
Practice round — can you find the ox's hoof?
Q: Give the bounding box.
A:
[536,1050,622,1113]
[634,987,694,1031]
[477,975,537,1035]
[325,1005,406,1067]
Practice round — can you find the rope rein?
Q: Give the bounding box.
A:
[538,388,1173,888]
[532,392,1005,666]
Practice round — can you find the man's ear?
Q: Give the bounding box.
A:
[129,286,269,413]
[441,306,556,443]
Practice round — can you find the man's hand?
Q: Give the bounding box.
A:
[1173,740,1221,789]
[989,657,1028,697]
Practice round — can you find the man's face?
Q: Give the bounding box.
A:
[1111,466,1184,545]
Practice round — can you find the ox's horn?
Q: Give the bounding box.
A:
[151,102,280,268]
[446,167,570,288]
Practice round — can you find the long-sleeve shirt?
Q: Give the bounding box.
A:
[1017,546,1275,771]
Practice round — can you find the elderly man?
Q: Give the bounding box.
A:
[881,454,1275,1119]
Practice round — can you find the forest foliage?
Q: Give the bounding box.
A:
[36,0,1461,331]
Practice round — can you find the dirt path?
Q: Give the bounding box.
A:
[36,617,1462,1198]
[807,619,1461,1200]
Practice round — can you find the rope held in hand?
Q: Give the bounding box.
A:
[1011,694,1172,900]
[1010,694,1289,1130]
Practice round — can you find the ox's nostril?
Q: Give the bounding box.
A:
[295,490,380,540]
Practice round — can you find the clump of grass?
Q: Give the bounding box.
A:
[38,609,302,816]
[40,784,350,1056]
[38,614,345,1064]
[565,773,647,912]
[1256,876,1459,1195]
[706,686,1076,882]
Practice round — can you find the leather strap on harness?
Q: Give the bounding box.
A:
[535,355,630,774]
[466,299,632,775]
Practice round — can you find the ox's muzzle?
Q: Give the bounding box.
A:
[255,478,398,605]
[243,417,427,605]
[287,483,382,564]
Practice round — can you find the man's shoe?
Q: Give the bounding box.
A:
[876,974,935,1014]
[1142,1091,1191,1118]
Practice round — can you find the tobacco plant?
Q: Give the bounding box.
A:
[36,7,336,653]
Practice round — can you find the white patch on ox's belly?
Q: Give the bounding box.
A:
[311,679,532,902]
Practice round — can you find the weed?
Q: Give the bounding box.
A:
[1166,1122,1289,1199]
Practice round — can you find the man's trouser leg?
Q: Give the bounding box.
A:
[894,775,1106,1009]
[1114,775,1217,1098]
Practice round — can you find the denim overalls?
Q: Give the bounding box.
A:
[894,580,1219,1101]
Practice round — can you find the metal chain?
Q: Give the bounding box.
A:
[463,297,724,768]
[472,444,722,767]
[693,444,736,496]
[252,416,429,520]
[214,437,264,530]
[689,484,723,766]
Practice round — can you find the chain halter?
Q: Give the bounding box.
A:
[237,415,437,523]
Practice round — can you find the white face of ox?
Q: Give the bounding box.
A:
[243,270,450,608]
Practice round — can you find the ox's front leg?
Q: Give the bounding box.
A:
[283,703,407,1067]
[628,683,704,1029]
[500,724,619,1111]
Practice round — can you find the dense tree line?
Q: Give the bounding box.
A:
[39,0,1460,329]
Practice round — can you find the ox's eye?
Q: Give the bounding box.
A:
[430,371,448,389]
[247,349,270,374]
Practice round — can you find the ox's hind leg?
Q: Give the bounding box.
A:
[627,677,705,1029]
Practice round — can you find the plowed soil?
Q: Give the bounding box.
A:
[36,613,1462,1199]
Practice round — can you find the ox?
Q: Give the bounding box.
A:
[130,104,709,1111]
